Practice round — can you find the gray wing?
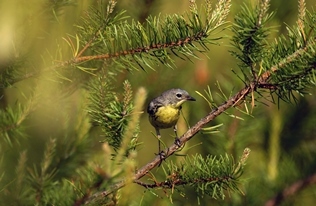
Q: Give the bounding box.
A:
[147,98,163,115]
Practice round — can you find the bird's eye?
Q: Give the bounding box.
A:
[176,93,182,98]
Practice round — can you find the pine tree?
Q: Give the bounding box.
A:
[0,0,316,205]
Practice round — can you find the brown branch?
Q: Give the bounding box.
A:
[78,20,316,205]
[73,32,207,62]
[265,173,316,206]
[8,32,207,87]
[82,36,316,205]
[257,64,316,91]
[258,44,311,84]
[134,175,233,189]
[83,84,252,205]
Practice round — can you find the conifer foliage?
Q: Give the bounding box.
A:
[0,0,315,205]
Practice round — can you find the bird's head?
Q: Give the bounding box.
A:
[162,88,196,108]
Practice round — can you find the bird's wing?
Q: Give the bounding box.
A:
[147,99,164,115]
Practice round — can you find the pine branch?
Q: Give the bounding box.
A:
[232,1,316,103]
[231,1,273,81]
[84,82,254,204]
[134,150,250,199]
[0,93,38,146]
[134,175,233,189]
[3,0,231,87]
[258,45,309,83]
[85,23,316,200]
[2,0,316,205]
[75,0,117,58]
[28,138,57,204]
[257,18,316,102]
[87,73,138,152]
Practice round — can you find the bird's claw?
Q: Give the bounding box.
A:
[155,150,166,166]
[174,137,181,147]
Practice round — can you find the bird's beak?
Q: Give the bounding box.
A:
[186,96,196,101]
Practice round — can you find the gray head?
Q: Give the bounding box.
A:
[160,88,196,106]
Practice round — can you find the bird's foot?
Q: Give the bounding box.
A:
[155,150,166,166]
[174,137,181,147]
[174,137,186,152]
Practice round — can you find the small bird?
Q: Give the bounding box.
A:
[147,88,196,159]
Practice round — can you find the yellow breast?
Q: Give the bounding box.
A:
[149,105,180,129]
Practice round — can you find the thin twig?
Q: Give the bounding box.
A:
[134,175,233,189]
[258,43,312,84]
[8,32,207,87]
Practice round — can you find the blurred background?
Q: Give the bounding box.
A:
[0,0,316,205]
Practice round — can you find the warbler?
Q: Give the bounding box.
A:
[147,88,196,156]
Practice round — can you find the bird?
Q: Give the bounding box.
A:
[147,88,196,160]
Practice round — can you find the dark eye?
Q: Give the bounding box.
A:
[176,93,182,98]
